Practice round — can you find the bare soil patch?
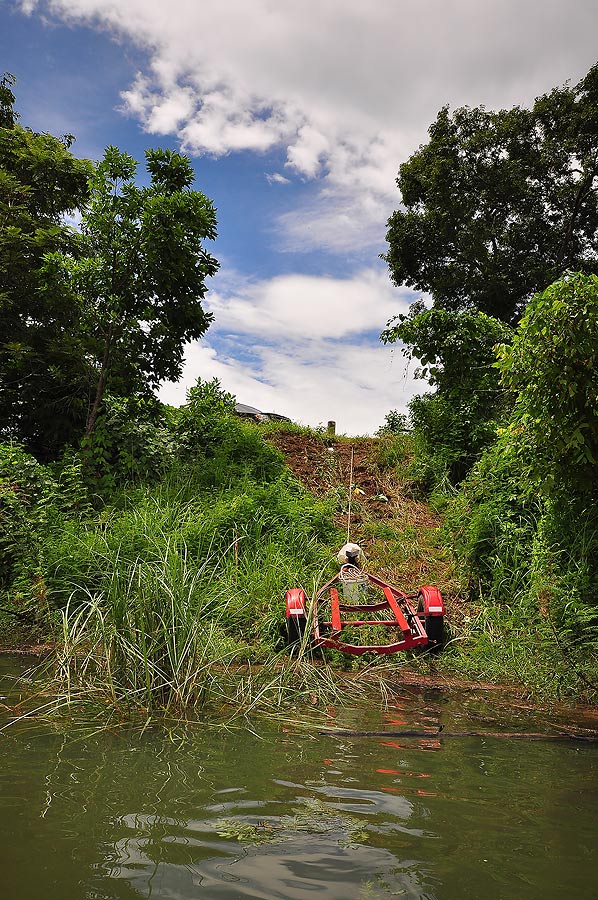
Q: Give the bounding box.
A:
[267,431,462,612]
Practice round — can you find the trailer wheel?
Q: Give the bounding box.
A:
[286,612,307,644]
[285,588,308,646]
[417,593,444,652]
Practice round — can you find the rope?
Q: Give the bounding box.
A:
[346,445,354,544]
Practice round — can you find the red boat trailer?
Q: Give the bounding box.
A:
[285,564,445,655]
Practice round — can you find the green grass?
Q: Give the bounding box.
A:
[20,465,376,721]
[3,417,596,721]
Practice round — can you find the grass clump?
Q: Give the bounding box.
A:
[440,430,598,702]
[36,466,347,719]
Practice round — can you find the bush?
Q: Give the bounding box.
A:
[81,394,175,493]
[497,272,598,497]
[174,377,236,459]
[376,410,408,435]
[382,306,513,491]
[175,377,285,484]
[205,418,286,484]
[444,432,541,601]
[0,444,56,600]
[0,443,92,613]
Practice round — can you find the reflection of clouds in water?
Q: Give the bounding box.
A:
[274,779,416,823]
[109,785,432,899]
[204,837,428,899]
[111,825,429,900]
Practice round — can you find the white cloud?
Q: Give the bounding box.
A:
[205,267,413,340]
[20,0,598,252]
[159,266,422,434]
[159,335,418,436]
[286,124,330,178]
[276,188,394,255]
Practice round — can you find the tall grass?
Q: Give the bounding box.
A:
[35,467,376,721]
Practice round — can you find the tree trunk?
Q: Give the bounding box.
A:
[85,322,114,436]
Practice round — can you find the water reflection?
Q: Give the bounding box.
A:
[1,658,597,900]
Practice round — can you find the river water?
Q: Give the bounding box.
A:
[1,655,596,900]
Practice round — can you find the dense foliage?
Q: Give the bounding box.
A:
[53,145,219,437]
[0,379,339,704]
[382,304,512,485]
[0,74,93,457]
[497,273,598,496]
[0,81,219,458]
[385,64,598,323]
[442,275,598,696]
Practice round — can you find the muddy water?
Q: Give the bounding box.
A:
[0,656,596,900]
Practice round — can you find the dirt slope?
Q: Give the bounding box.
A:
[266,431,456,598]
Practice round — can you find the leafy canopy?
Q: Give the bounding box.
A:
[50,145,219,436]
[496,272,598,496]
[0,74,93,457]
[381,305,512,482]
[384,64,598,322]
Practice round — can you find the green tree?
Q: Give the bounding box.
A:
[51,146,219,437]
[496,272,598,496]
[384,64,598,323]
[381,305,512,482]
[0,74,93,457]
[444,274,598,675]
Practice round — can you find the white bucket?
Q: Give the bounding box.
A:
[340,566,368,603]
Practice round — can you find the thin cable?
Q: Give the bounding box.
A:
[346,445,354,544]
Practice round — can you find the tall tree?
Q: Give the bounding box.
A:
[0,74,93,457]
[384,63,598,323]
[381,305,512,481]
[51,146,219,437]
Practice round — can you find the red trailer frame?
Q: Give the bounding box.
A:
[285,564,445,655]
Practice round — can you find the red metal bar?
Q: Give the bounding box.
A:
[337,600,391,612]
[330,588,342,633]
[322,619,402,627]
[382,587,411,637]
[315,633,428,655]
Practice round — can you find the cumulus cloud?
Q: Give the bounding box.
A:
[159,335,418,436]
[159,266,421,434]
[204,267,411,341]
[20,0,598,251]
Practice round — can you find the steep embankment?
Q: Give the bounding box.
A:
[267,431,598,722]
[266,431,463,627]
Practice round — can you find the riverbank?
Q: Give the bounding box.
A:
[1,423,596,714]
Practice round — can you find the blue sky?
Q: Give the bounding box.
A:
[2,0,597,434]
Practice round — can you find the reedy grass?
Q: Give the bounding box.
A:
[24,467,391,724]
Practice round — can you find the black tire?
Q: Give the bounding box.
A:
[417,593,444,653]
[286,614,307,644]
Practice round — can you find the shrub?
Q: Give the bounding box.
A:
[497,272,598,497]
[376,410,408,435]
[0,443,94,612]
[0,443,59,611]
[444,431,541,601]
[174,376,236,460]
[81,394,175,493]
[381,305,513,489]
